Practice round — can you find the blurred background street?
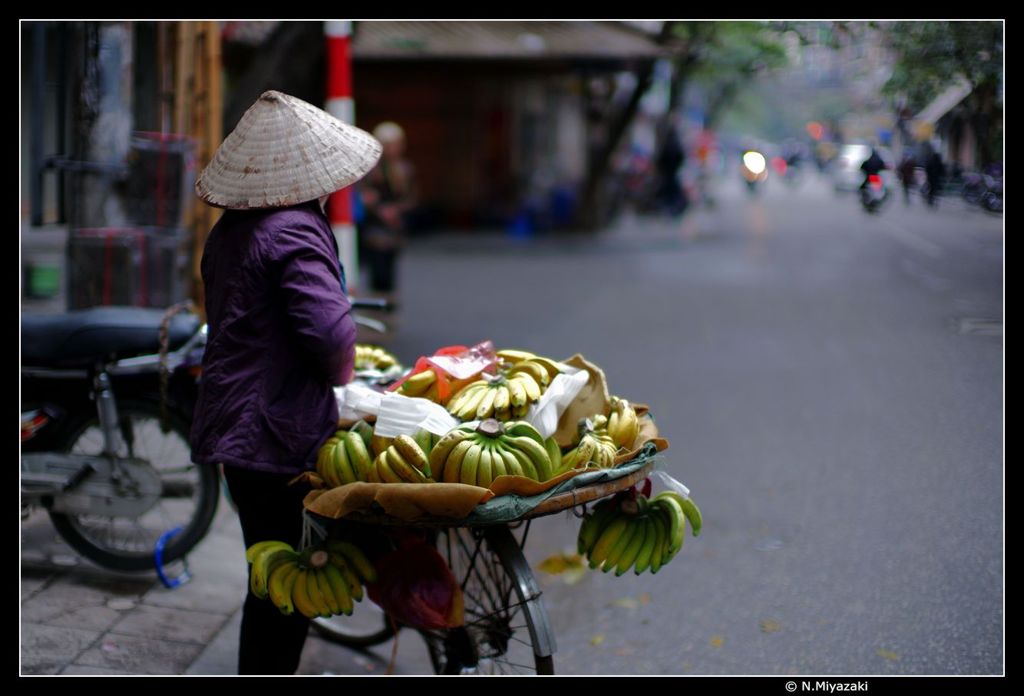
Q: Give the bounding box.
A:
[21,20,1002,675]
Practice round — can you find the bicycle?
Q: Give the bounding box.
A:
[307,456,657,675]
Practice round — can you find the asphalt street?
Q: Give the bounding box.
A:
[384,172,1003,675]
[21,171,1002,675]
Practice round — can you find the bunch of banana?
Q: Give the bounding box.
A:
[248,540,378,618]
[316,427,374,487]
[354,344,401,372]
[370,434,434,483]
[607,397,640,450]
[577,490,703,576]
[429,418,553,487]
[561,417,619,471]
[398,368,440,402]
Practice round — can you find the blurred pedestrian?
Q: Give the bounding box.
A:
[192,90,381,675]
[359,121,417,297]
[897,151,917,205]
[655,119,688,216]
[923,143,945,208]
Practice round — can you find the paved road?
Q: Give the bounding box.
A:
[386,174,1003,675]
[21,173,1002,674]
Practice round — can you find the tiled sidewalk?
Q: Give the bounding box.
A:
[21,497,434,675]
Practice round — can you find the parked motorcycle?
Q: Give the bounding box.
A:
[962,170,1003,213]
[21,299,393,573]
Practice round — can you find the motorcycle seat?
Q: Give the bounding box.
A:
[21,307,201,369]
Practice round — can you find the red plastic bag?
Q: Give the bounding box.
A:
[388,341,497,404]
[365,532,465,631]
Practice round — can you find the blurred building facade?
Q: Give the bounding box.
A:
[21,21,222,313]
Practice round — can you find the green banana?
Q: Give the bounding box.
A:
[577,499,617,555]
[500,435,551,482]
[587,516,630,569]
[649,513,670,574]
[328,541,378,583]
[654,495,686,557]
[503,421,546,447]
[333,439,358,484]
[505,445,539,481]
[656,491,703,537]
[429,428,475,472]
[615,518,649,576]
[603,516,644,572]
[544,437,563,475]
[476,443,494,488]
[632,517,659,575]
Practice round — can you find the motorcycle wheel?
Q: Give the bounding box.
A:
[47,399,220,572]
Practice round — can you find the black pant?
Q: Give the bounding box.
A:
[222,465,312,675]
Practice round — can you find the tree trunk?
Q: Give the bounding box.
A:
[576,22,677,231]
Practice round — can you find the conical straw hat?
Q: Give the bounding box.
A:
[196,90,382,210]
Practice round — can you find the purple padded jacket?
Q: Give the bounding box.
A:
[189,200,356,474]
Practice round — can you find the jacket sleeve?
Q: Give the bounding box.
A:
[272,221,356,385]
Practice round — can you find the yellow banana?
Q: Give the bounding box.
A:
[460,443,483,486]
[457,387,489,420]
[375,451,403,484]
[528,356,563,382]
[446,383,485,415]
[440,439,475,483]
[370,434,393,457]
[497,448,521,478]
[510,372,541,401]
[493,385,511,414]
[268,562,301,614]
[305,566,332,617]
[507,379,528,408]
[327,552,364,602]
[322,564,354,615]
[429,428,475,472]
[291,569,320,619]
[344,430,373,481]
[246,540,291,564]
[496,349,537,364]
[393,435,431,475]
[387,446,430,483]
[475,387,499,420]
[251,547,297,599]
[476,444,494,488]
[315,567,342,615]
[510,361,549,387]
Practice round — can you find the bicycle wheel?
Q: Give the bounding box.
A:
[311,603,396,648]
[419,524,556,675]
[47,399,220,572]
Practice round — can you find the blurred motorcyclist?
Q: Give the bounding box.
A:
[897,151,917,205]
[859,147,887,190]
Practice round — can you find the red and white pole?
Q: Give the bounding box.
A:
[325,20,358,292]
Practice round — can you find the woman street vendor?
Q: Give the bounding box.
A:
[190,90,381,674]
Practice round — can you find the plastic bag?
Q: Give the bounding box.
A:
[388,341,498,404]
[365,532,465,631]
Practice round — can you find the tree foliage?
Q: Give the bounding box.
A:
[879,21,1002,109]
